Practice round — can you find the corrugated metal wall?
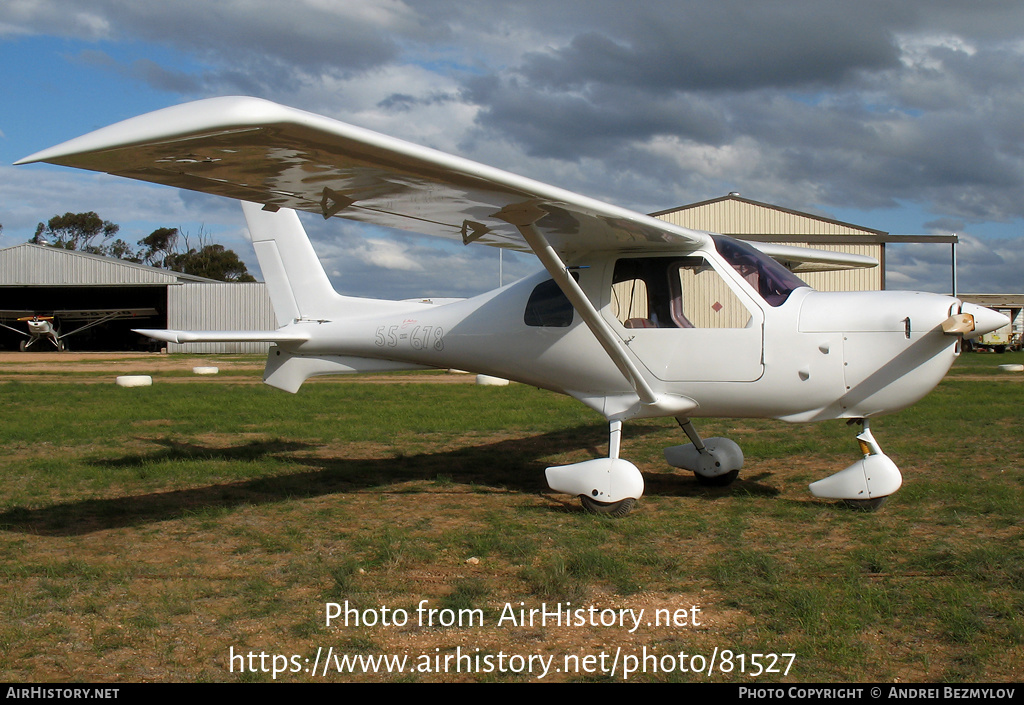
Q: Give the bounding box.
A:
[655,198,883,291]
[611,279,649,323]
[0,244,188,285]
[168,283,276,353]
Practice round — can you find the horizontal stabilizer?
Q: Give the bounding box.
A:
[135,328,309,344]
[264,347,431,393]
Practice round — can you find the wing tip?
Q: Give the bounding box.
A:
[14,96,295,167]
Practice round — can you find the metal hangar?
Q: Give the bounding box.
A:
[0,243,274,352]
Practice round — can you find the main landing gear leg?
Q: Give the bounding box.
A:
[809,419,902,511]
[664,418,744,486]
[544,419,644,517]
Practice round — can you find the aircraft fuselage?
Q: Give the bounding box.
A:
[270,240,968,425]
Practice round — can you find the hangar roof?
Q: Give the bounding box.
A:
[651,193,888,241]
[0,243,217,286]
[650,193,896,291]
[960,294,1024,308]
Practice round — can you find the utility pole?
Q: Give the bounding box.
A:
[951,236,957,297]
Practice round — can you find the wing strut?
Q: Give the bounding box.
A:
[495,203,658,406]
[0,321,28,338]
[57,310,155,341]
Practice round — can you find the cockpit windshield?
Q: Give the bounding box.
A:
[712,235,809,306]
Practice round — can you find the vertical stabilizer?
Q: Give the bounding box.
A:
[242,202,340,325]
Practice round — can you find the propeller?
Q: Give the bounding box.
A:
[941,303,1009,339]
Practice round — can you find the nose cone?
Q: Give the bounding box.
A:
[961,303,1010,338]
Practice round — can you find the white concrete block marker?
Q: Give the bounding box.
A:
[116,375,153,387]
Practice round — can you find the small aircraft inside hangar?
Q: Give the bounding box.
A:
[0,243,274,352]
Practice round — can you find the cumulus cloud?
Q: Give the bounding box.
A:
[352,238,424,272]
[886,234,1023,294]
[298,215,537,299]
[0,0,421,72]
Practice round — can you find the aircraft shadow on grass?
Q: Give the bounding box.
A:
[0,424,778,536]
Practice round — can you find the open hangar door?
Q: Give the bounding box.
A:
[0,285,168,352]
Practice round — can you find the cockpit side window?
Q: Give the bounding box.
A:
[671,260,752,328]
[612,257,753,329]
[524,273,578,327]
[712,235,809,306]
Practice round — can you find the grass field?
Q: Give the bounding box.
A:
[0,351,1022,682]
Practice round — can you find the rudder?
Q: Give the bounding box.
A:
[242,202,340,325]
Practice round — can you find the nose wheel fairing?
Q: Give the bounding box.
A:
[809,421,902,506]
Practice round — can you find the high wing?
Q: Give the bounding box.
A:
[16,96,708,257]
[0,308,157,322]
[39,308,158,322]
[0,310,44,321]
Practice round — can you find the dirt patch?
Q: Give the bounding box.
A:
[947,373,1023,382]
[0,352,478,384]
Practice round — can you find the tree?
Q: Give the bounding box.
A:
[164,244,256,282]
[31,212,120,254]
[30,213,256,282]
[138,227,179,266]
[107,238,141,262]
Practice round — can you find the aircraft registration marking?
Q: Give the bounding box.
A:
[375,324,445,351]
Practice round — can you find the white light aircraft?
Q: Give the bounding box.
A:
[0,308,158,352]
[17,97,1009,515]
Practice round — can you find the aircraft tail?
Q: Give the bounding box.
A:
[240,202,434,392]
[242,202,422,324]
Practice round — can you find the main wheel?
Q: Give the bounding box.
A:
[695,469,739,487]
[843,496,887,512]
[19,340,27,352]
[580,495,637,517]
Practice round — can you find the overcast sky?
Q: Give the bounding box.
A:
[2,1,1022,298]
